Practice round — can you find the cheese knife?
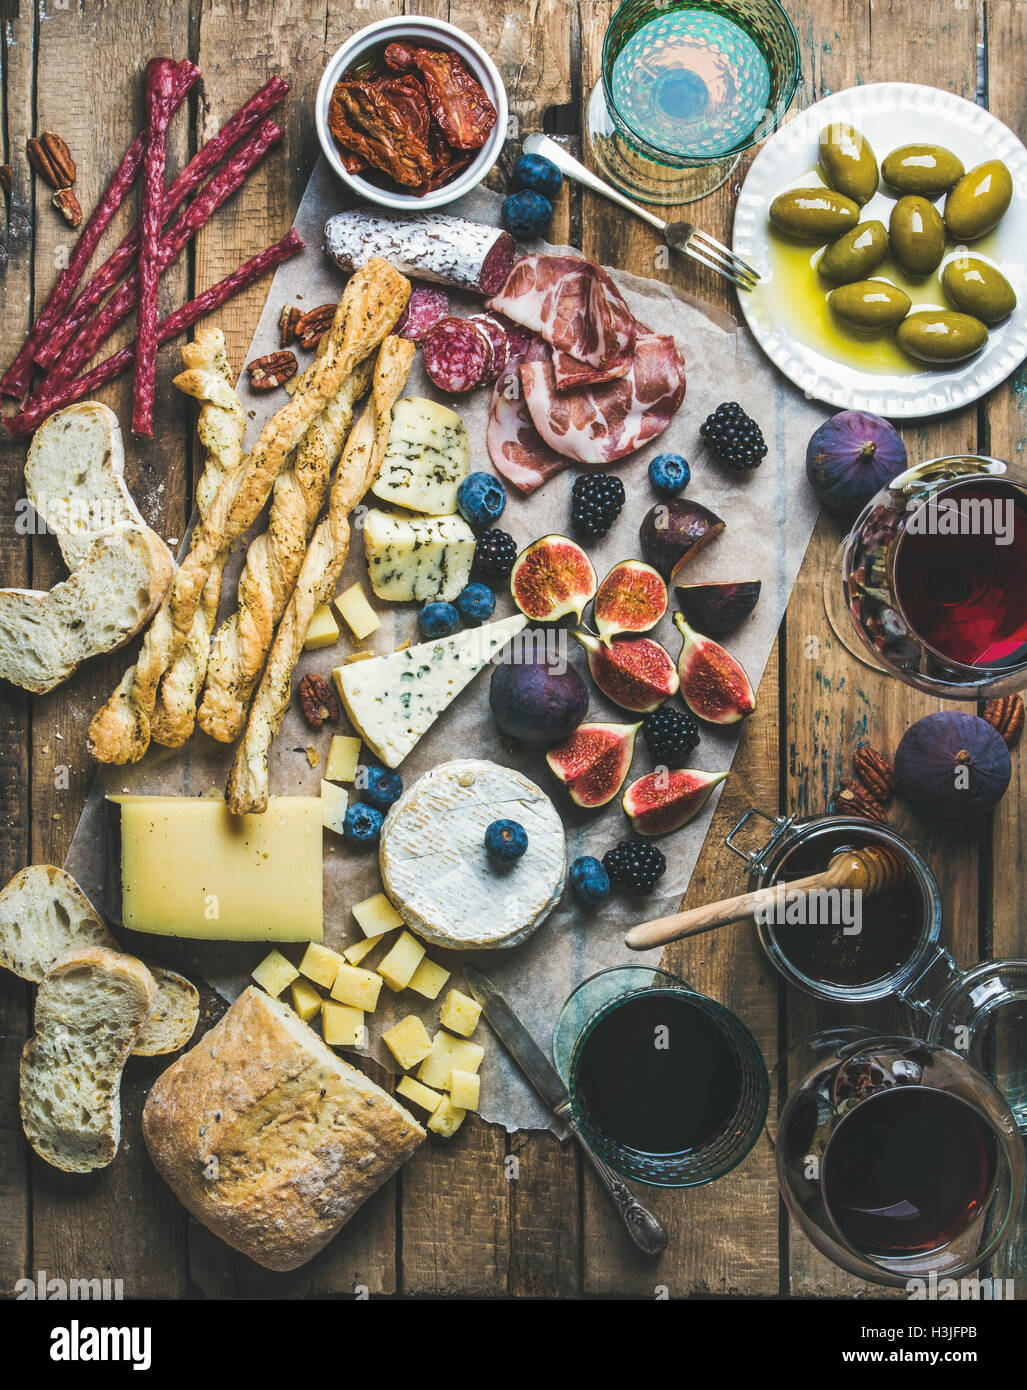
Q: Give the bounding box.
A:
[464,967,668,1256]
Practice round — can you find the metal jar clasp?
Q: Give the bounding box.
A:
[724,807,795,876]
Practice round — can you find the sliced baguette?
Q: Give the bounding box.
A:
[133,965,200,1056]
[20,947,157,1172]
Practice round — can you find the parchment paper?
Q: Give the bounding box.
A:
[66,157,826,1132]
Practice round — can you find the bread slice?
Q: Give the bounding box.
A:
[0,864,199,1055]
[0,522,173,693]
[20,947,157,1172]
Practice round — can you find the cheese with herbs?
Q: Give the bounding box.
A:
[363,507,475,603]
[372,397,469,515]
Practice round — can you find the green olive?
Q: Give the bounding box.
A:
[881,144,964,195]
[817,221,889,284]
[945,160,1013,239]
[889,196,946,276]
[941,256,1017,323]
[896,310,988,363]
[819,123,879,205]
[828,280,912,329]
[769,187,861,241]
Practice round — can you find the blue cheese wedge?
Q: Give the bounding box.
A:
[380,759,566,950]
[332,614,526,769]
[363,507,476,604]
[372,397,469,516]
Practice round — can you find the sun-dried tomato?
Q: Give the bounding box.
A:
[384,42,497,150]
[328,72,434,187]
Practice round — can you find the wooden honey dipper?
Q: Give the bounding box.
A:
[624,844,906,951]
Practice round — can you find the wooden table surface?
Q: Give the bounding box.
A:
[1,0,1024,1300]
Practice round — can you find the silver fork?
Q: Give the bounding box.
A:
[521,133,760,291]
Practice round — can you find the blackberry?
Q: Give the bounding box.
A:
[571,472,625,539]
[602,839,667,894]
[473,528,517,580]
[643,707,701,765]
[700,402,768,471]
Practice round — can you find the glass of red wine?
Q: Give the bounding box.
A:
[553,965,769,1186]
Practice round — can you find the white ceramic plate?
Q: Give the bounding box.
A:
[733,83,1027,417]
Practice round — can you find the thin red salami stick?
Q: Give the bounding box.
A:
[3,229,304,437]
[34,75,290,373]
[1,58,199,399]
[44,119,283,395]
[133,57,179,437]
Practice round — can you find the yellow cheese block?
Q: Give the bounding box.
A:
[406,957,451,1001]
[378,930,425,992]
[342,936,378,966]
[290,978,323,1022]
[335,582,380,642]
[382,1014,433,1070]
[427,1094,467,1137]
[299,941,344,989]
[396,1075,443,1115]
[303,602,340,651]
[110,795,322,941]
[417,1030,484,1091]
[330,963,383,1012]
[252,949,299,997]
[439,988,482,1038]
[325,735,362,784]
[321,1001,364,1048]
[449,1068,480,1112]
[352,891,404,939]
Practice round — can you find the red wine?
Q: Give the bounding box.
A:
[894,481,1027,668]
[573,990,742,1156]
[823,1087,998,1256]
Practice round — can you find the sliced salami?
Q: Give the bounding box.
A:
[469,313,509,380]
[422,315,490,393]
[491,313,535,363]
[396,285,450,341]
[324,209,516,295]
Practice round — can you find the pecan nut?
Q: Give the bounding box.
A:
[852,744,895,803]
[295,303,336,351]
[983,694,1024,748]
[52,186,82,228]
[26,132,76,189]
[279,304,302,347]
[298,673,338,729]
[246,349,298,390]
[831,777,888,823]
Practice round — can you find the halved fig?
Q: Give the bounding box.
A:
[639,499,725,582]
[594,560,668,644]
[675,580,762,636]
[576,631,679,713]
[546,720,641,808]
[623,768,729,836]
[674,613,755,724]
[511,534,597,623]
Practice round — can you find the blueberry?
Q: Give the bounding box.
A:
[418,601,460,640]
[501,190,552,239]
[568,855,611,906]
[512,152,563,201]
[455,582,496,624]
[484,818,528,861]
[457,470,507,529]
[361,765,403,812]
[648,452,691,498]
[343,802,384,849]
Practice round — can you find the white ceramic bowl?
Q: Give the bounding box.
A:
[315,17,508,211]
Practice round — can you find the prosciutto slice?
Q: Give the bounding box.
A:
[486,254,636,372]
[487,341,570,495]
[519,333,686,466]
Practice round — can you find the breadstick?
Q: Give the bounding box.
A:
[227,335,415,814]
[87,257,409,765]
[198,354,375,743]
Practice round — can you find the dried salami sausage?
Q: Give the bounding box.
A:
[324,209,515,295]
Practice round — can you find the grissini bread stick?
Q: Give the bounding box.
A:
[227,334,415,814]
[133,58,179,437]
[87,257,410,765]
[198,354,375,744]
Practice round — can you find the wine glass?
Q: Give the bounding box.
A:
[588,0,801,205]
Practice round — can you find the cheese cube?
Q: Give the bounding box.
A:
[303,602,340,651]
[251,949,299,997]
[299,941,345,989]
[330,963,383,1012]
[449,1069,480,1112]
[377,930,426,992]
[325,735,361,784]
[352,891,404,939]
[321,780,349,835]
[417,1031,485,1090]
[407,957,451,1001]
[427,1095,467,1138]
[335,582,380,641]
[396,1075,443,1115]
[439,989,482,1038]
[382,1014,434,1070]
[290,978,323,1022]
[321,1002,364,1048]
[372,397,470,516]
[343,936,379,966]
[363,508,475,604]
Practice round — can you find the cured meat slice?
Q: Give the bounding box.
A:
[486,254,636,372]
[519,333,686,466]
[396,285,450,341]
[487,342,570,495]
[469,313,508,380]
[324,210,515,295]
[550,349,632,391]
[422,316,489,393]
[490,312,534,362]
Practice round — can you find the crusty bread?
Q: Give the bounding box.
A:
[143,987,425,1271]
[0,522,174,694]
[0,864,199,1056]
[20,947,157,1173]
